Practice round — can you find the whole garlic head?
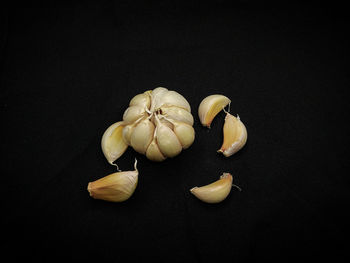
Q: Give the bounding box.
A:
[102,87,195,164]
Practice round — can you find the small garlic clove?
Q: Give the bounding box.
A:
[130,119,155,154]
[155,118,182,158]
[146,136,166,162]
[172,121,195,149]
[122,117,144,145]
[87,159,138,202]
[218,112,247,157]
[158,90,191,112]
[190,173,237,203]
[160,106,194,125]
[129,90,152,109]
[101,121,128,166]
[123,105,146,124]
[198,95,231,128]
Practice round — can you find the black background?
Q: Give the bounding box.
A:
[2,1,350,261]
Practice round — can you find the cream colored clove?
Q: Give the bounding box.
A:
[218,112,247,157]
[87,159,138,202]
[198,95,231,128]
[190,173,241,203]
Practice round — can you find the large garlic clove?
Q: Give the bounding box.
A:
[101,121,128,166]
[155,119,182,158]
[129,90,152,109]
[122,117,144,145]
[218,113,247,157]
[123,105,146,124]
[150,87,168,112]
[198,94,231,128]
[190,173,236,203]
[172,121,195,149]
[87,159,138,202]
[130,119,155,154]
[146,136,166,162]
[160,106,194,125]
[158,90,191,112]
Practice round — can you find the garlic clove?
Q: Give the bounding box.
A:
[146,136,167,162]
[123,105,146,124]
[158,90,191,112]
[160,106,194,125]
[130,119,155,154]
[129,90,152,109]
[101,121,128,166]
[122,117,144,145]
[198,95,231,128]
[155,118,182,158]
[190,173,237,203]
[87,159,138,202]
[150,87,168,112]
[172,121,195,149]
[218,112,247,157]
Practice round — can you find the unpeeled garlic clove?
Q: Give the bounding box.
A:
[160,106,194,125]
[129,90,152,109]
[172,121,195,149]
[123,105,146,124]
[158,90,191,112]
[87,159,138,202]
[101,121,128,166]
[155,116,182,158]
[218,112,247,157]
[190,173,239,203]
[146,135,166,162]
[198,95,231,128]
[130,118,155,154]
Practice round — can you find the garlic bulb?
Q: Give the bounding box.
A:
[101,88,195,164]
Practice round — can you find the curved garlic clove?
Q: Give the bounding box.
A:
[122,117,144,145]
[190,173,238,203]
[160,106,194,125]
[123,105,146,124]
[87,159,138,202]
[155,118,182,158]
[101,121,128,166]
[150,87,168,112]
[158,90,191,112]
[198,95,231,128]
[130,119,155,154]
[172,121,195,149]
[129,90,152,109]
[218,113,247,157]
[146,136,166,162]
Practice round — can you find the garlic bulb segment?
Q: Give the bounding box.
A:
[155,117,182,158]
[129,91,152,109]
[146,135,166,162]
[122,117,144,145]
[218,113,247,157]
[172,121,195,149]
[190,173,234,203]
[198,95,231,128]
[130,119,155,154]
[159,90,191,112]
[122,105,146,124]
[150,87,169,112]
[101,121,128,165]
[160,106,194,125]
[87,159,138,202]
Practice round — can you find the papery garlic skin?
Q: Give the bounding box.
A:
[198,95,231,128]
[87,159,138,202]
[190,173,234,203]
[218,113,247,157]
[101,121,128,166]
[102,87,195,163]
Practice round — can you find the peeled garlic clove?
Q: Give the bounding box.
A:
[129,91,151,109]
[218,113,247,157]
[146,136,166,162]
[155,120,182,158]
[87,159,138,202]
[101,121,128,165]
[130,119,155,154]
[158,90,191,112]
[172,121,195,149]
[123,105,146,124]
[198,95,231,128]
[190,173,235,203]
[160,106,194,125]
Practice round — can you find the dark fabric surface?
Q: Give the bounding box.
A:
[2,1,349,261]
